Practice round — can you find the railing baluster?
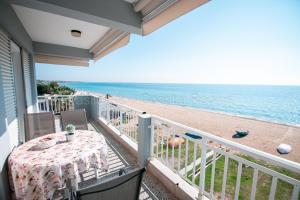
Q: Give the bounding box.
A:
[124,113,127,136]
[160,125,164,160]
[120,110,123,134]
[166,126,169,164]
[68,96,70,110]
[52,97,55,112]
[291,185,299,200]
[58,97,61,112]
[156,124,159,158]
[129,112,132,138]
[135,112,138,140]
[234,162,243,200]
[115,107,117,126]
[66,97,68,111]
[65,97,68,111]
[177,135,182,171]
[171,129,175,169]
[221,155,229,200]
[130,112,132,138]
[67,97,70,111]
[250,168,258,200]
[133,112,135,138]
[43,98,46,111]
[192,142,197,184]
[46,97,50,112]
[49,97,53,112]
[131,112,134,138]
[210,151,216,200]
[112,106,115,124]
[38,99,41,111]
[54,97,57,113]
[198,138,208,199]
[62,97,65,111]
[269,177,278,200]
[60,97,62,111]
[150,121,155,157]
[128,112,130,137]
[111,106,114,124]
[56,97,59,112]
[135,113,138,140]
[127,114,130,137]
[185,139,189,177]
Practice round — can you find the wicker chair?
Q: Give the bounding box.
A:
[24,112,55,141]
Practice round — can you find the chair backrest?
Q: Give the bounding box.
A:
[24,112,55,141]
[61,109,88,131]
[76,168,145,200]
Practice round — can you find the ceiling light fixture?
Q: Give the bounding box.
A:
[71,30,81,37]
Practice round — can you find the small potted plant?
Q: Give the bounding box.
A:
[65,124,76,141]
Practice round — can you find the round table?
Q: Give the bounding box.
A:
[8,130,109,200]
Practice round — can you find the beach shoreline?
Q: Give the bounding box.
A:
[75,90,300,128]
[76,90,300,163]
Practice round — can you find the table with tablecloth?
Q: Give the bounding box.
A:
[8,130,109,200]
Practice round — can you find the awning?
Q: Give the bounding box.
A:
[11,0,209,66]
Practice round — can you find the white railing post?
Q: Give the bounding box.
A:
[54,96,57,113]
[198,138,208,200]
[45,97,50,112]
[137,114,153,167]
[120,110,124,134]
[38,98,42,112]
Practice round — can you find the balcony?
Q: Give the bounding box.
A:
[37,94,300,200]
[1,0,300,199]
[37,95,176,199]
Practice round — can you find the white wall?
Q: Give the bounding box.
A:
[0,0,35,199]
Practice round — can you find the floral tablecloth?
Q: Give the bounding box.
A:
[8,130,109,200]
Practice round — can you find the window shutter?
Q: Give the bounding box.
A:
[22,49,33,110]
[0,29,17,123]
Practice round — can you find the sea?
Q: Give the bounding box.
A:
[61,82,300,126]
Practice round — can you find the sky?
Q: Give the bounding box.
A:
[36,0,300,85]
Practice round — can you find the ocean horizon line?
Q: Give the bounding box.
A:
[50,80,300,87]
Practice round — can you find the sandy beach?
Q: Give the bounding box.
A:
[108,96,300,163]
[76,91,300,163]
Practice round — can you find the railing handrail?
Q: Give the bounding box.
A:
[38,95,75,98]
[152,114,300,174]
[38,94,142,114]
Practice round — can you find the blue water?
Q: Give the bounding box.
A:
[62,82,300,125]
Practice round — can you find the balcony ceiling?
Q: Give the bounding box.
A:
[10,0,209,66]
[13,5,110,49]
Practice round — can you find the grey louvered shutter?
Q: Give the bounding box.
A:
[0,29,17,123]
[22,49,33,110]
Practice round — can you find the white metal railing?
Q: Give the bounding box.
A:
[98,97,142,142]
[37,94,300,199]
[151,115,300,200]
[38,95,75,114]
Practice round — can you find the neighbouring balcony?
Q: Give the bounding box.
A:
[37,95,300,200]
